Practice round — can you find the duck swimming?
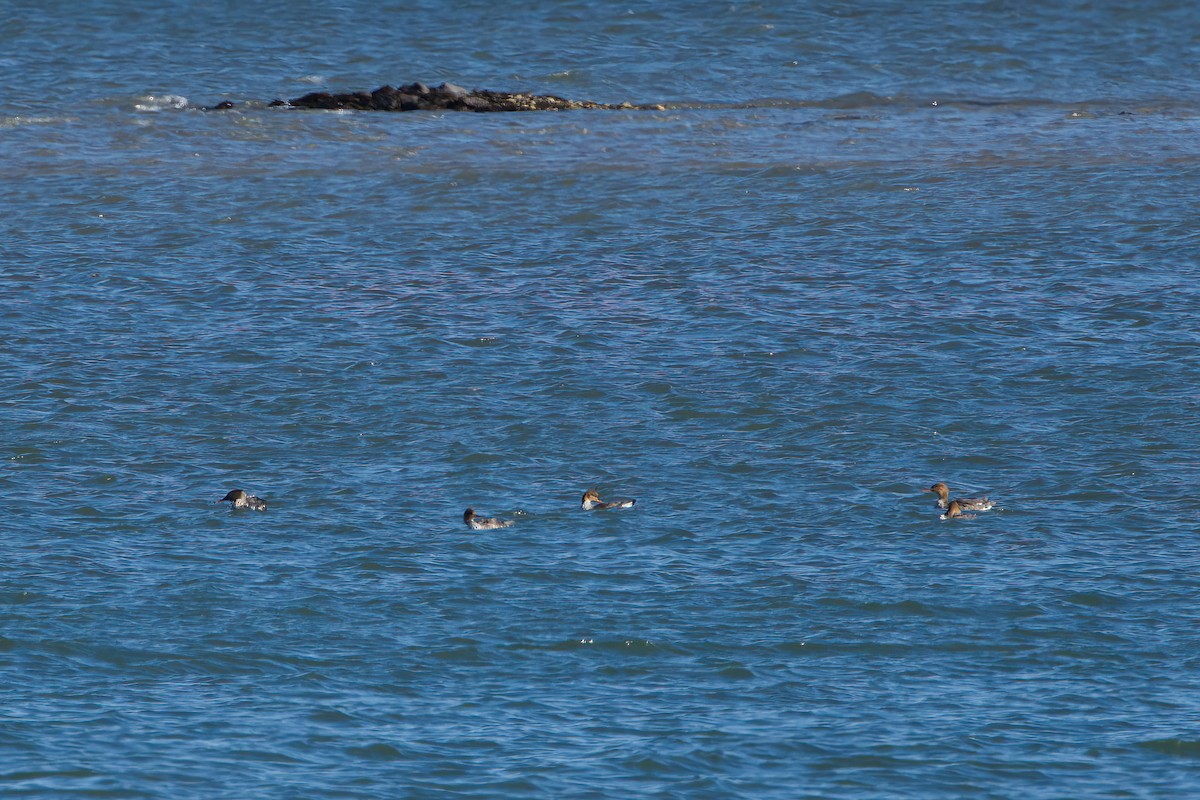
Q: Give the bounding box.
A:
[220,489,267,511]
[463,508,513,530]
[580,489,636,510]
[923,482,993,512]
[940,500,976,521]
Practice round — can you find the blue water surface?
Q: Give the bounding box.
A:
[3,1,1200,797]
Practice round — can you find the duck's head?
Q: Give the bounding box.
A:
[463,508,475,523]
[581,489,601,504]
[220,489,247,503]
[923,482,950,500]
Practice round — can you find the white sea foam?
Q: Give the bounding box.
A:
[0,115,74,128]
[134,94,189,112]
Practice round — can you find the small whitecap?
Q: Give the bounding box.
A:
[297,75,325,84]
[0,115,72,128]
[134,94,189,112]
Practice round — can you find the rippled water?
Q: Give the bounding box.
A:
[4,1,1200,797]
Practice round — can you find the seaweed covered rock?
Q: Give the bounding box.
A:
[278,82,662,112]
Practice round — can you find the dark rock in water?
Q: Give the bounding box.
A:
[278,82,665,113]
[435,82,468,99]
[459,95,492,111]
[289,91,337,109]
[371,85,402,110]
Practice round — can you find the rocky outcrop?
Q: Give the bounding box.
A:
[250,82,663,112]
